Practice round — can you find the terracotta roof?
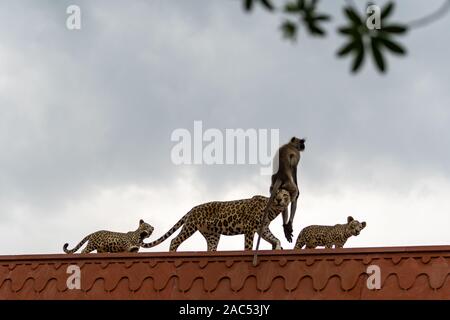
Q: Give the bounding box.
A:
[1,246,450,299]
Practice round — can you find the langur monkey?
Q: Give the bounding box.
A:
[253,137,305,265]
[270,137,305,241]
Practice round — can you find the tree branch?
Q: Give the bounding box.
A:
[408,0,450,29]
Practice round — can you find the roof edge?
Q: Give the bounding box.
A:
[1,245,450,262]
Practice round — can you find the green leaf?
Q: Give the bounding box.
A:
[351,42,365,72]
[309,24,325,36]
[382,24,408,34]
[378,37,406,55]
[314,14,331,21]
[371,38,386,72]
[284,1,301,13]
[338,27,361,38]
[260,0,275,11]
[344,7,363,25]
[244,0,253,11]
[338,26,358,36]
[337,41,357,56]
[280,20,298,40]
[381,2,395,19]
[298,0,305,10]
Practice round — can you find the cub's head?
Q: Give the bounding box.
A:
[290,137,306,151]
[272,189,291,210]
[138,219,154,241]
[346,216,366,236]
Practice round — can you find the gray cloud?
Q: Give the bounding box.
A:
[0,0,449,253]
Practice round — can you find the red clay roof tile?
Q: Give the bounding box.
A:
[1,246,450,299]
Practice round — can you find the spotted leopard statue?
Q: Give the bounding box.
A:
[63,219,154,254]
[294,216,366,249]
[141,189,291,251]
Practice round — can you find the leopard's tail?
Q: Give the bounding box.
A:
[63,234,91,254]
[141,214,188,248]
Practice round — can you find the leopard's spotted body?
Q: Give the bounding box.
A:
[294,216,366,249]
[63,219,154,254]
[141,189,291,251]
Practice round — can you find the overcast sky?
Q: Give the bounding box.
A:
[0,0,449,255]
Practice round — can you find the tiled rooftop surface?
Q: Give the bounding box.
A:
[1,246,450,299]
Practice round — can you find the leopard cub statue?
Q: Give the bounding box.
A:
[294,216,366,249]
[63,219,154,254]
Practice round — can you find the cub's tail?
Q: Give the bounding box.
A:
[141,214,188,248]
[63,234,91,254]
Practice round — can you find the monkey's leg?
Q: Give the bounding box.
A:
[253,179,283,265]
[289,193,299,225]
[258,227,282,250]
[282,208,289,225]
[170,225,196,251]
[283,181,299,242]
[200,231,220,251]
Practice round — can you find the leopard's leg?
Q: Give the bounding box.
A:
[170,224,197,251]
[200,231,220,251]
[258,227,282,250]
[81,241,96,253]
[294,235,305,249]
[244,232,254,250]
[128,245,139,252]
[325,244,332,249]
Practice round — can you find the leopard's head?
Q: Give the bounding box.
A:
[346,216,366,236]
[272,189,291,210]
[138,219,154,241]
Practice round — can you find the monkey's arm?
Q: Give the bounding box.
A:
[283,223,293,242]
[290,165,299,221]
[282,207,293,242]
[284,201,296,242]
[284,164,299,242]
[282,208,289,225]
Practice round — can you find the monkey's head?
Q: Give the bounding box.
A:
[272,189,291,210]
[290,137,306,151]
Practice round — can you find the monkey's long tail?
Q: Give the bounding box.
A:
[141,215,188,248]
[63,235,91,254]
[253,179,282,266]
